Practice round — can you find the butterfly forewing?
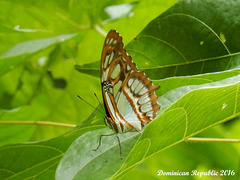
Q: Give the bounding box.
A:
[101,30,160,133]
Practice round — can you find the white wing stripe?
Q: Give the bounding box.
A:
[108,52,114,64]
[139,86,148,95]
[111,63,120,79]
[131,79,140,92]
[140,102,152,112]
[109,38,114,45]
[138,93,150,104]
[134,82,144,94]
[117,92,141,131]
[128,78,134,87]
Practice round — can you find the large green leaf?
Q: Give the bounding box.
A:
[76,0,240,79]
[1,72,239,179]
[0,109,105,179]
[112,75,239,179]
[1,70,238,179]
[120,126,239,180]
[53,71,239,179]
[56,128,139,180]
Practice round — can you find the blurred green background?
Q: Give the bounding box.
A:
[0,0,240,179]
[0,0,177,142]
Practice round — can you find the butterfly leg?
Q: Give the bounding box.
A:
[116,134,123,160]
[93,133,123,160]
[92,133,115,151]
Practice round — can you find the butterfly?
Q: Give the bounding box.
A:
[101,30,160,134]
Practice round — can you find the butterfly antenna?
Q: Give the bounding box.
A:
[77,95,106,116]
[94,93,105,113]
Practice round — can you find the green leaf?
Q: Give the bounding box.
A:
[112,75,240,179]
[75,62,100,78]
[0,111,104,179]
[77,0,240,79]
[123,126,239,180]
[54,70,239,179]
[56,128,139,180]
[155,68,240,96]
[1,70,238,179]
[0,34,77,77]
[0,106,39,146]
[156,69,240,112]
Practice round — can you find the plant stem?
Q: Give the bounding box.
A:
[186,137,240,143]
[0,121,76,128]
[94,24,107,37]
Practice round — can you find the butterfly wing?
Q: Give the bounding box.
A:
[101,30,160,133]
[101,30,137,85]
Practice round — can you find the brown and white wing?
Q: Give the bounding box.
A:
[116,71,160,132]
[101,30,160,133]
[101,30,137,85]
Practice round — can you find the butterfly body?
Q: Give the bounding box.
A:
[101,30,160,133]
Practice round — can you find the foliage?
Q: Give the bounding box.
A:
[0,0,240,179]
